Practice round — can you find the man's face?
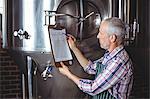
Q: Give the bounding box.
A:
[97,22,110,50]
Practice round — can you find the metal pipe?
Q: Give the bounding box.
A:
[126,0,130,45]
[136,0,139,22]
[109,0,112,17]
[127,0,130,24]
[22,73,25,99]
[124,0,127,22]
[27,56,33,99]
[2,0,7,48]
[119,0,122,19]
[79,0,83,40]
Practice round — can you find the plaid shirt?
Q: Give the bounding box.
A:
[78,45,133,99]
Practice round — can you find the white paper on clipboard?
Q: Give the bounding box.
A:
[49,28,73,62]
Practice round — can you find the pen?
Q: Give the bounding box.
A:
[62,33,74,40]
[62,33,69,37]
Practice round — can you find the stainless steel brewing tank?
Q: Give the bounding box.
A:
[56,0,110,40]
[5,0,110,51]
[5,0,111,99]
[6,0,62,52]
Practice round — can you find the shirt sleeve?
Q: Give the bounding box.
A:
[83,60,97,74]
[78,58,129,96]
[83,58,104,75]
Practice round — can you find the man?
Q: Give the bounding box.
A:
[58,17,133,99]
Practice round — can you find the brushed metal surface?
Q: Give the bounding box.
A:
[5,0,110,98]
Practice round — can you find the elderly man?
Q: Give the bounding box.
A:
[59,17,133,99]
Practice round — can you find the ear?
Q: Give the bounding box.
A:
[109,34,117,43]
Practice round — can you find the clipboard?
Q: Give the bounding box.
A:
[48,25,73,67]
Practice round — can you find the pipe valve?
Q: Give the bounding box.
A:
[14,29,31,39]
[41,65,53,80]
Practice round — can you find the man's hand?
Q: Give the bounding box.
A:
[58,62,81,85]
[58,62,71,76]
[66,34,89,68]
[67,34,77,51]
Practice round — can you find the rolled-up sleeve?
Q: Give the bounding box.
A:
[83,60,97,74]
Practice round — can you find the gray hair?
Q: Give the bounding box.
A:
[103,17,129,44]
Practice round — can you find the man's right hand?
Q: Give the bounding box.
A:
[67,34,77,51]
[66,34,89,69]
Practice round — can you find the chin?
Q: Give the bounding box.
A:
[100,44,109,50]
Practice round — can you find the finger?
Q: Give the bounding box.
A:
[67,34,76,42]
[58,67,62,71]
[58,68,63,73]
[66,36,69,40]
[67,34,73,37]
[60,62,65,67]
